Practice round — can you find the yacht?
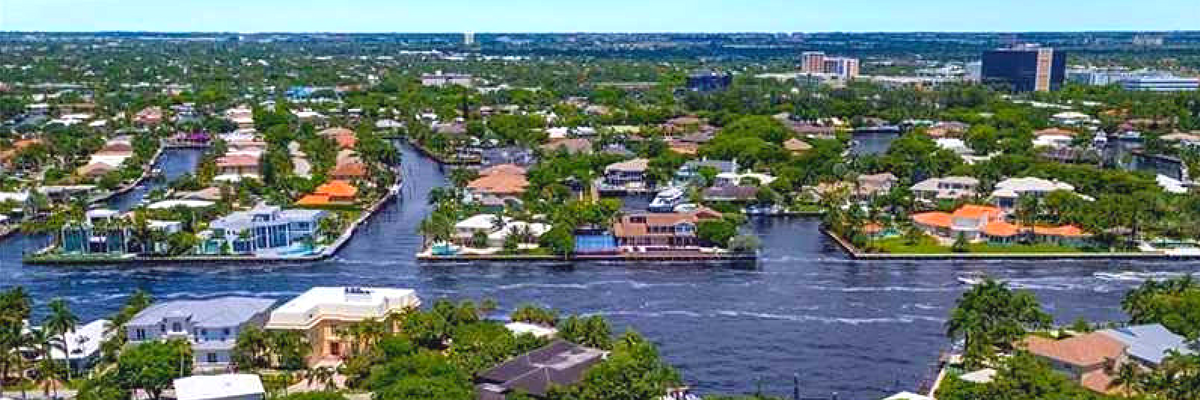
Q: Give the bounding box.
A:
[648,187,686,213]
[956,271,998,286]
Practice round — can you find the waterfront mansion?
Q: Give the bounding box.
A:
[265,287,421,365]
[126,297,276,371]
[197,205,326,255]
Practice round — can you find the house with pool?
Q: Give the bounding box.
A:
[196,205,327,256]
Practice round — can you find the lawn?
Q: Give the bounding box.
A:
[869,237,1087,255]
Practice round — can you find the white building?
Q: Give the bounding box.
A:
[126,298,276,369]
[174,374,264,400]
[911,176,980,202]
[991,177,1075,210]
[421,73,474,88]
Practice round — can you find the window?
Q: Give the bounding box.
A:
[207,352,218,363]
[223,328,231,336]
[201,329,207,336]
[135,329,146,340]
[171,322,182,332]
[160,324,166,333]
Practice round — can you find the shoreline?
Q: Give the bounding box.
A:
[23,177,402,266]
[820,228,1195,261]
[417,251,759,264]
[88,145,166,204]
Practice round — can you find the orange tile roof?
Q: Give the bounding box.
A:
[1081,369,1117,394]
[1034,225,1088,238]
[334,134,357,149]
[467,173,529,195]
[912,212,952,229]
[314,180,358,198]
[296,194,331,206]
[952,205,1002,220]
[13,139,42,149]
[983,221,1020,237]
[1023,333,1126,368]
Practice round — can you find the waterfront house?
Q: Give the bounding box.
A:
[453,214,551,247]
[330,161,367,181]
[475,340,607,400]
[296,180,359,207]
[174,374,265,400]
[214,154,261,183]
[265,287,421,364]
[912,205,1003,242]
[1098,324,1193,369]
[856,173,898,198]
[991,177,1075,211]
[714,172,776,187]
[676,159,738,184]
[468,170,529,201]
[612,208,722,248]
[224,106,255,129]
[702,186,759,203]
[911,176,980,203]
[602,158,650,192]
[1023,333,1128,394]
[925,121,970,138]
[60,209,130,255]
[126,297,276,370]
[198,205,326,255]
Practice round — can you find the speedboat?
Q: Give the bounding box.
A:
[648,187,686,213]
[957,271,992,286]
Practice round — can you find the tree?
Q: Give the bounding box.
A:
[116,340,193,400]
[548,331,680,400]
[42,298,79,380]
[952,233,969,253]
[558,316,611,350]
[1121,276,1200,338]
[946,279,1052,368]
[697,219,738,248]
[304,366,338,391]
[233,326,271,370]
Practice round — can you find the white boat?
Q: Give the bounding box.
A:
[649,187,686,213]
[957,272,993,286]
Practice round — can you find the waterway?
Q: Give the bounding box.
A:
[2,143,1198,399]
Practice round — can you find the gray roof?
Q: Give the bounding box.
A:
[1100,324,1193,365]
[682,159,738,174]
[476,340,605,397]
[129,297,276,328]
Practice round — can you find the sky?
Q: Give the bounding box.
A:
[1,0,1198,33]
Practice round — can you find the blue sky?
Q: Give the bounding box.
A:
[2,0,1197,33]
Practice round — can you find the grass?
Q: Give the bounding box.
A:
[869,237,1087,255]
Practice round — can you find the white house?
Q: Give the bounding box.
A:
[991,177,1075,210]
[126,297,276,370]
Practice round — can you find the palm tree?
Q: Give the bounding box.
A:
[1106,361,1143,395]
[303,366,337,391]
[1015,194,1040,243]
[34,359,62,399]
[26,327,64,398]
[42,299,79,381]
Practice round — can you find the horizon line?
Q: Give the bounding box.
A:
[2,29,1196,35]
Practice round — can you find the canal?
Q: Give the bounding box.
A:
[1,143,1197,399]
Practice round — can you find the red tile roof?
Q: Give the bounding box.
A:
[912,212,952,229]
[952,205,1002,220]
[1024,333,1126,369]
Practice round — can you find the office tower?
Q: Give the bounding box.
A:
[981,46,1067,92]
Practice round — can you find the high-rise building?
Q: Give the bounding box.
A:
[464,31,475,46]
[823,57,860,79]
[801,51,825,74]
[981,46,1067,92]
[800,51,859,79]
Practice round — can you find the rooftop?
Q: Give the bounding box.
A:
[129,297,276,329]
[266,287,420,330]
[476,340,606,397]
[174,374,264,400]
[1100,324,1193,365]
